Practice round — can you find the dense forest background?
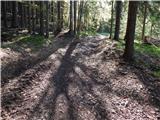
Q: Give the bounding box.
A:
[1,1,160,38]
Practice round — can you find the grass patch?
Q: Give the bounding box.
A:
[2,35,51,52]
[16,35,47,47]
[116,39,160,78]
[135,43,160,58]
[116,39,160,58]
[79,31,97,37]
[152,70,160,78]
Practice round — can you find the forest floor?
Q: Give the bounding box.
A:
[1,33,160,120]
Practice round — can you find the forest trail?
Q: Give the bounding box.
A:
[2,35,160,120]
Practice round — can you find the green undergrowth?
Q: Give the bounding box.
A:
[152,70,160,78]
[79,31,97,37]
[116,39,160,58]
[2,35,52,52]
[135,43,160,58]
[116,39,160,78]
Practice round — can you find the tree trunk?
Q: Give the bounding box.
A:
[109,1,114,39]
[45,1,49,38]
[50,1,54,22]
[18,2,23,28]
[55,1,61,35]
[69,0,73,35]
[141,1,147,41]
[123,1,138,61]
[28,2,31,33]
[21,3,25,28]
[32,2,35,34]
[11,1,17,28]
[23,3,27,28]
[77,1,84,35]
[35,6,39,25]
[40,1,44,35]
[74,1,77,35]
[150,23,153,37]
[114,1,122,41]
[52,2,56,33]
[60,1,64,30]
[2,1,7,28]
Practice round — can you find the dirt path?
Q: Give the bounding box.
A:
[1,35,160,120]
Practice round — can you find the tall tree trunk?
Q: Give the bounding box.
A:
[141,1,147,41]
[52,2,56,34]
[150,23,153,37]
[23,3,27,28]
[28,2,31,33]
[77,1,84,36]
[69,0,73,35]
[35,8,38,25]
[40,1,44,35]
[109,1,114,39]
[32,2,35,34]
[50,1,54,22]
[114,1,122,41]
[22,3,26,28]
[55,1,61,35]
[74,1,77,35]
[19,2,24,28]
[11,1,17,28]
[45,1,49,38]
[123,1,138,61]
[60,1,64,30]
[2,1,7,28]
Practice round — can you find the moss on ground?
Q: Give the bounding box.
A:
[2,35,52,52]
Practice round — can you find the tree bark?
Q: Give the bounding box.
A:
[23,3,27,28]
[11,1,17,28]
[35,5,39,25]
[109,1,114,39]
[60,1,64,30]
[123,1,138,61]
[69,0,73,35]
[32,2,35,34]
[40,1,44,35]
[74,1,77,35]
[150,23,153,37]
[27,2,31,33]
[18,2,23,28]
[45,1,49,38]
[114,1,122,41]
[77,1,84,35]
[55,1,61,35]
[141,1,147,41]
[2,1,7,28]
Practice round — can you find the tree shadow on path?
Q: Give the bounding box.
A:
[27,40,79,120]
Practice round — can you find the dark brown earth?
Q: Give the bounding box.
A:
[1,35,160,120]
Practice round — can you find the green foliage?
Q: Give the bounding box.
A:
[79,30,97,37]
[135,43,160,58]
[2,35,51,52]
[152,70,160,78]
[117,39,160,78]
[17,35,46,47]
[116,39,160,58]
[97,21,110,33]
